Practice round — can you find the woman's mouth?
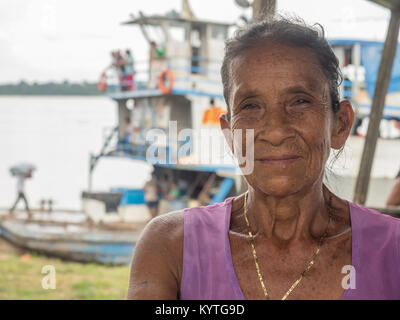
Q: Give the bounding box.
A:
[255,155,301,166]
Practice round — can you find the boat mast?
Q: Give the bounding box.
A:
[181,0,195,20]
[252,0,276,20]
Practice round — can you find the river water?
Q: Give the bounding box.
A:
[0,96,152,210]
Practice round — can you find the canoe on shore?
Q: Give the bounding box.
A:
[0,215,142,265]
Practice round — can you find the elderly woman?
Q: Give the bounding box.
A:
[127,17,400,300]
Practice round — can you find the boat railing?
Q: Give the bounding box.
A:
[94,124,195,166]
[102,55,223,96]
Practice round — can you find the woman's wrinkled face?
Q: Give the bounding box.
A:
[228,43,335,196]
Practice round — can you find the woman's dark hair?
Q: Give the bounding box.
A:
[220,15,343,120]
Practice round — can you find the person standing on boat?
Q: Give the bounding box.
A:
[143,173,159,219]
[167,181,186,212]
[110,51,121,87]
[124,49,135,90]
[201,98,227,126]
[9,170,32,216]
[168,181,181,200]
[112,50,127,91]
[159,174,170,198]
[149,41,167,89]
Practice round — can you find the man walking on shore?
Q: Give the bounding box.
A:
[10,170,32,216]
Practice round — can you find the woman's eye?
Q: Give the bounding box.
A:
[241,103,259,110]
[294,99,309,105]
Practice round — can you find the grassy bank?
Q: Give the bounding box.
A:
[0,238,131,299]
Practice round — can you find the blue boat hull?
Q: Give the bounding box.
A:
[0,219,138,265]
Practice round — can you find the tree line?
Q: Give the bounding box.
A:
[0,80,101,96]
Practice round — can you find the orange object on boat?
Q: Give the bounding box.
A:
[158,70,174,94]
[97,72,107,92]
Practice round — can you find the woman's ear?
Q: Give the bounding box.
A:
[331,100,354,149]
[220,113,234,153]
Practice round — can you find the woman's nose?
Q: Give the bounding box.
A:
[256,110,295,146]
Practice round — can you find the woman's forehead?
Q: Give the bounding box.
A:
[229,43,328,95]
[232,42,321,66]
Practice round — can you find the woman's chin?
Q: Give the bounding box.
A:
[250,176,305,197]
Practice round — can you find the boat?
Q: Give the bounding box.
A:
[84,1,241,225]
[0,210,141,265]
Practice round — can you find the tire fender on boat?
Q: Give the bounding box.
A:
[158,70,174,94]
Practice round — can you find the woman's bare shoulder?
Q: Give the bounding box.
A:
[141,209,185,250]
[127,210,184,300]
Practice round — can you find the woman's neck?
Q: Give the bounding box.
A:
[241,182,333,246]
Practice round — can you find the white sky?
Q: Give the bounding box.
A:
[0,0,391,84]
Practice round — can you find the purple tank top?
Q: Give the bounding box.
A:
[180,197,400,300]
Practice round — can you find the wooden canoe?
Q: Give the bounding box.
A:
[0,217,141,265]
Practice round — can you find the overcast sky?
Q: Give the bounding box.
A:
[0,0,391,84]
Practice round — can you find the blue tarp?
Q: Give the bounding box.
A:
[360,43,400,98]
[110,188,146,205]
[328,39,400,99]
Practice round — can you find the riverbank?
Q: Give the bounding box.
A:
[0,238,131,299]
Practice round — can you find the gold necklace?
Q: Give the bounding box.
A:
[243,192,332,300]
